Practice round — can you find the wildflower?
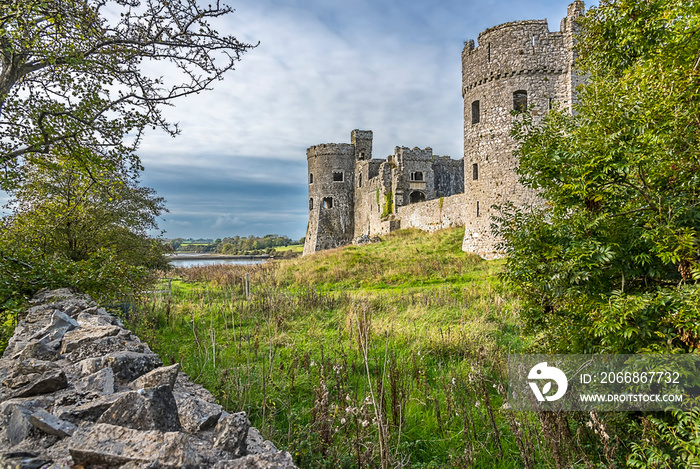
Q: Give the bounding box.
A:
[475,400,480,408]
[340,418,346,425]
[501,402,511,410]
[362,420,369,427]
[452,377,456,386]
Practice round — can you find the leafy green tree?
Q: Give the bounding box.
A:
[0,0,255,189]
[496,2,700,464]
[498,0,700,355]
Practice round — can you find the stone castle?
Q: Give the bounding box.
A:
[304,1,585,258]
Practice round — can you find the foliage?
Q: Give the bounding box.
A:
[497,0,700,354]
[495,1,700,466]
[0,0,255,189]
[381,191,393,218]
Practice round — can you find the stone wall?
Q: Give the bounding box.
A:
[395,193,465,233]
[0,288,296,469]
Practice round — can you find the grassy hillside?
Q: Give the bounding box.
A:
[130,228,547,468]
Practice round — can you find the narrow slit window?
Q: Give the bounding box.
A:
[309,173,313,184]
[358,173,362,187]
[476,201,480,217]
[333,171,344,182]
[513,90,528,113]
[309,198,313,210]
[487,43,491,62]
[472,163,479,180]
[471,100,480,125]
[322,197,333,209]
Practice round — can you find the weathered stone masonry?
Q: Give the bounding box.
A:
[0,289,296,469]
[304,1,584,258]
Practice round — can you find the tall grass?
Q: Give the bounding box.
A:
[129,228,607,468]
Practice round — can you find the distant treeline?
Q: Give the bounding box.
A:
[167,234,304,255]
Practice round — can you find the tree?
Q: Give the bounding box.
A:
[0,0,255,189]
[496,2,700,464]
[6,153,168,269]
[498,0,700,355]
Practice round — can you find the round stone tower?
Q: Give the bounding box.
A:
[461,1,584,258]
[303,140,357,256]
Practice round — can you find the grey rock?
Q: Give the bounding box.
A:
[12,337,59,361]
[59,325,121,354]
[0,452,51,469]
[75,350,162,382]
[175,393,223,433]
[130,362,180,391]
[7,407,33,446]
[4,366,68,399]
[213,451,297,469]
[74,366,115,394]
[246,427,279,455]
[97,386,181,432]
[29,409,77,438]
[58,392,126,423]
[69,423,202,468]
[213,412,250,457]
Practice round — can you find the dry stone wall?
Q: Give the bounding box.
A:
[0,288,296,469]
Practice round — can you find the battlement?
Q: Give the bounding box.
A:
[307,143,354,158]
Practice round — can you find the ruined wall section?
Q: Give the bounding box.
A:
[433,157,464,198]
[304,143,355,256]
[461,8,580,258]
[396,193,465,233]
[391,146,436,209]
[353,159,392,238]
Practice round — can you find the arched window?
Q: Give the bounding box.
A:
[309,198,313,210]
[410,171,424,181]
[513,90,527,112]
[409,191,426,204]
[358,151,366,160]
[309,173,313,184]
[471,100,480,125]
[322,197,333,209]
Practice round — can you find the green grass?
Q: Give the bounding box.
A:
[130,228,550,468]
[273,245,304,253]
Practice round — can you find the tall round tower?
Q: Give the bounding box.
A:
[461,1,584,258]
[303,141,356,256]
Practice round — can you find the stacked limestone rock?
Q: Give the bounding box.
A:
[0,288,296,468]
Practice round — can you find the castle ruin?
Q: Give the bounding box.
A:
[304,1,585,258]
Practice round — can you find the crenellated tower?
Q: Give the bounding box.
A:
[461,1,584,258]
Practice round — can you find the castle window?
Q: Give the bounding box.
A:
[333,171,344,182]
[549,98,554,110]
[476,201,480,217]
[513,90,528,112]
[359,151,366,160]
[309,173,313,184]
[472,163,479,180]
[409,191,426,204]
[309,198,313,210]
[471,100,480,125]
[358,173,362,187]
[322,197,333,209]
[410,171,424,181]
[487,43,491,62]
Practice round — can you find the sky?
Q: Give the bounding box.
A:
[31,0,592,241]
